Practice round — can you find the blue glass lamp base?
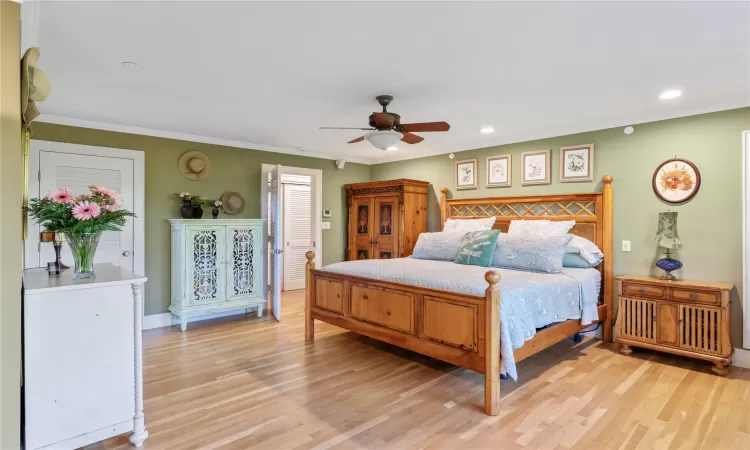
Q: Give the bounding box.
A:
[655,257,682,281]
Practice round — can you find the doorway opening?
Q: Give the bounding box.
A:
[260,164,322,320]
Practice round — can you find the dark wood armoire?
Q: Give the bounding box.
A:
[344,179,429,260]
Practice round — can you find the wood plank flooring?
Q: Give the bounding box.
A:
[89,291,750,450]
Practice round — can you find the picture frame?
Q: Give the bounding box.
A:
[485,155,511,188]
[520,149,551,185]
[455,159,478,190]
[559,144,594,182]
[652,158,701,204]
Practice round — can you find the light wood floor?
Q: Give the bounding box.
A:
[89,291,750,450]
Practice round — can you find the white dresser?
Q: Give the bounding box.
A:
[23,264,148,450]
[168,219,265,331]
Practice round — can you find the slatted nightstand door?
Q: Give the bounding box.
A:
[619,297,656,343]
[680,304,723,355]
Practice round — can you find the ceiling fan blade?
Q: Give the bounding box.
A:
[401,121,451,132]
[401,132,424,144]
[372,112,395,127]
[348,136,365,144]
[319,127,375,130]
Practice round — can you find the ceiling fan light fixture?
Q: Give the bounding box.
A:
[386,146,398,151]
[365,130,403,151]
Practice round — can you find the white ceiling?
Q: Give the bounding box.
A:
[27,1,750,165]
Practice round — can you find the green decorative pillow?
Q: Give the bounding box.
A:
[454,230,501,267]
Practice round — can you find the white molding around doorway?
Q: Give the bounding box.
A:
[742,130,750,348]
[26,140,146,277]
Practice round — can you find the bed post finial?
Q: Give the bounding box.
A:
[484,270,501,415]
[440,187,449,231]
[305,251,316,341]
[601,175,614,342]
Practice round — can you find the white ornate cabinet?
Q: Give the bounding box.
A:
[168,219,265,331]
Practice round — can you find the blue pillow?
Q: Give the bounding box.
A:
[412,232,466,261]
[563,253,600,269]
[491,234,573,273]
[454,230,501,267]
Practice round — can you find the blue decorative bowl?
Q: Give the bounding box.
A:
[655,257,682,280]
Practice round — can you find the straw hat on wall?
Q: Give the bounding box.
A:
[178,151,212,180]
[21,47,51,126]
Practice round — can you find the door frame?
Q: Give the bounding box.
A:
[261,164,322,305]
[25,140,145,276]
[743,130,750,348]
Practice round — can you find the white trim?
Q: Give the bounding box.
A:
[26,140,146,277]
[733,347,750,369]
[743,130,750,348]
[36,114,372,165]
[143,309,250,331]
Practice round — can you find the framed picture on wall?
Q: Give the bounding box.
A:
[521,149,551,185]
[559,144,594,182]
[455,159,478,190]
[486,155,511,188]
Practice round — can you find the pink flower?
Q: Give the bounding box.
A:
[72,201,101,220]
[50,188,73,204]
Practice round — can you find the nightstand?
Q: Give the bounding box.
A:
[615,275,734,375]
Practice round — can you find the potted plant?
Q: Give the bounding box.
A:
[211,200,223,219]
[26,186,134,279]
[177,192,193,219]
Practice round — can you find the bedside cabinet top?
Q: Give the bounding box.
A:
[616,275,734,292]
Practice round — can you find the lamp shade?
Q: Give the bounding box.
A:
[365,130,403,151]
[653,211,681,249]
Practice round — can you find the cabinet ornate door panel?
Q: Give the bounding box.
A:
[656,303,679,346]
[374,196,400,260]
[618,297,656,343]
[187,226,227,304]
[226,226,261,301]
[351,198,375,260]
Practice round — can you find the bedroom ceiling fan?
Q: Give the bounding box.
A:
[319,95,450,151]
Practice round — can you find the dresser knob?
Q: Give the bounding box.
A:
[690,293,697,300]
[639,288,646,294]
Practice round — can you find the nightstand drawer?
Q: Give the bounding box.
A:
[622,283,666,299]
[670,288,719,306]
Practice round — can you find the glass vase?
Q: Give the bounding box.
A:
[64,232,102,280]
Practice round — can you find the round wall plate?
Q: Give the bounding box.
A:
[652,158,701,204]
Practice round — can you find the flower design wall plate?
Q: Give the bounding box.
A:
[652,158,701,204]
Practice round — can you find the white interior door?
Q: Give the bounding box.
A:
[270,165,283,320]
[283,183,312,291]
[37,151,134,271]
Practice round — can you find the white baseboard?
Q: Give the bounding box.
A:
[143,309,252,330]
[733,347,750,369]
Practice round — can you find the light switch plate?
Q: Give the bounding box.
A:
[321,221,331,230]
[621,240,631,252]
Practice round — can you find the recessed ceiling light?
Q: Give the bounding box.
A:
[658,89,682,100]
[122,61,140,69]
[480,126,495,134]
[386,146,398,151]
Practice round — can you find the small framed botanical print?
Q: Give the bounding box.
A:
[486,155,511,188]
[559,144,594,182]
[455,159,478,190]
[521,149,551,185]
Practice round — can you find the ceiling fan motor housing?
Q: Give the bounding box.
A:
[369,112,400,130]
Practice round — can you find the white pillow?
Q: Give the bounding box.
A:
[412,232,465,261]
[507,219,575,237]
[443,217,496,232]
[567,235,604,265]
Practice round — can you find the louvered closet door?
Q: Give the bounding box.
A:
[283,184,312,291]
[38,151,134,271]
[619,297,657,343]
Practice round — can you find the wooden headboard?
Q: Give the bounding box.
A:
[439,175,614,337]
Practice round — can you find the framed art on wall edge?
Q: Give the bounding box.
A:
[486,155,511,188]
[521,149,551,186]
[455,159,478,190]
[559,144,594,182]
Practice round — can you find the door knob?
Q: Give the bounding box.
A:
[122,250,131,257]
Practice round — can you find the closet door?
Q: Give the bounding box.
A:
[187,226,227,305]
[374,196,400,259]
[226,225,260,301]
[350,197,374,260]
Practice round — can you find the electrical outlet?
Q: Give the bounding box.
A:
[321,221,331,230]
[621,240,631,252]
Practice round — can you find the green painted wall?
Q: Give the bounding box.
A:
[0,1,22,447]
[32,123,371,315]
[372,108,750,347]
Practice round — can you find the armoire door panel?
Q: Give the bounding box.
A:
[374,196,399,259]
[351,198,375,260]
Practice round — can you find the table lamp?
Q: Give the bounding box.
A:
[653,212,682,280]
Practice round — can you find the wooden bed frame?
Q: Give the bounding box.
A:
[304,175,614,415]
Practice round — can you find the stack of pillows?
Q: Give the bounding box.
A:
[411,218,604,273]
